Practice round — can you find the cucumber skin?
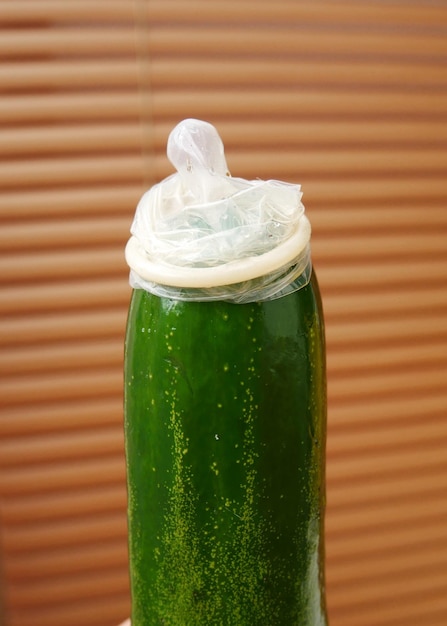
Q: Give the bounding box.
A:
[124,271,328,625]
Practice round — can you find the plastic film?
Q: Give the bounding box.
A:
[126,119,312,303]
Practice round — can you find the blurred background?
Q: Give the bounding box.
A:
[1,1,447,625]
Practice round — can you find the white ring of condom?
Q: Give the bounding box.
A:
[125,214,311,289]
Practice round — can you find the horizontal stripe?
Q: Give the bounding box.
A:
[7,596,130,626]
[0,309,127,346]
[0,185,143,219]
[1,3,447,626]
[2,150,447,193]
[3,89,447,125]
[3,58,447,93]
[7,568,129,608]
[2,486,127,525]
[0,279,129,316]
[0,398,123,436]
[0,427,125,468]
[0,0,133,23]
[2,0,446,28]
[5,119,447,160]
[5,539,128,579]
[0,459,126,498]
[3,23,447,59]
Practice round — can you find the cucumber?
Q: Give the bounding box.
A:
[124,270,328,625]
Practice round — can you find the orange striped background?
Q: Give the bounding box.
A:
[1,2,447,625]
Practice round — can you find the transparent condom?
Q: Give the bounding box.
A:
[125,119,312,303]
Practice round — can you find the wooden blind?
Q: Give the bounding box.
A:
[1,2,447,626]
[0,2,140,625]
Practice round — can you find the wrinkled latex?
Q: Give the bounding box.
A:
[129,119,311,302]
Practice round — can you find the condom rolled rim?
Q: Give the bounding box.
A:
[126,214,311,289]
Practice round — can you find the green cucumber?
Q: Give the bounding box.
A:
[124,270,328,625]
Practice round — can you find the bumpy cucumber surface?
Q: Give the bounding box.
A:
[124,271,328,625]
